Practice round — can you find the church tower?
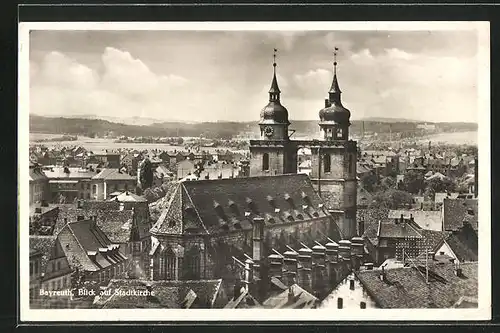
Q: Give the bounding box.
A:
[249,49,297,176]
[310,48,358,239]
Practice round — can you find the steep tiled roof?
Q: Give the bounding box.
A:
[59,219,127,272]
[356,262,478,308]
[388,210,442,231]
[379,221,422,239]
[152,174,340,238]
[262,284,319,309]
[443,198,478,231]
[93,168,135,181]
[224,288,261,309]
[418,229,451,252]
[96,279,222,309]
[96,210,134,244]
[445,223,478,262]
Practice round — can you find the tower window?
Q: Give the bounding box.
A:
[336,128,343,139]
[324,154,331,173]
[262,153,270,171]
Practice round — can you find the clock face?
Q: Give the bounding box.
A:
[264,126,274,137]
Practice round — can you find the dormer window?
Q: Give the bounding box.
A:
[336,128,343,138]
[284,193,295,209]
[267,195,276,208]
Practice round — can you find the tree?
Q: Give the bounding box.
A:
[370,189,413,210]
[139,158,154,190]
[402,170,425,194]
[425,177,457,200]
[361,173,378,193]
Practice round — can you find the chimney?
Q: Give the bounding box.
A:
[410,214,414,223]
[379,266,387,282]
[64,218,68,224]
[394,218,399,224]
[34,207,42,214]
[337,297,343,309]
[283,250,298,287]
[400,214,404,224]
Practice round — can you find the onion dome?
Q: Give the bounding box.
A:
[319,49,351,125]
[260,49,290,125]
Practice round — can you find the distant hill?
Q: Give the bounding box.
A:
[29,115,478,140]
[359,117,422,123]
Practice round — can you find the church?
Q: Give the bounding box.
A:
[149,49,359,282]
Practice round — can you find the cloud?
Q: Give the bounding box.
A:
[30,47,190,120]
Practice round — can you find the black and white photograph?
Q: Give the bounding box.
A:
[19,21,490,321]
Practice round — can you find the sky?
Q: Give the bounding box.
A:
[28,27,481,123]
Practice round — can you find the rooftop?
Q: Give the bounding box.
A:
[262,284,319,309]
[95,279,223,309]
[356,262,478,308]
[93,168,135,181]
[443,198,478,232]
[151,174,339,239]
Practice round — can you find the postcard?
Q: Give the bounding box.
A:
[19,21,490,321]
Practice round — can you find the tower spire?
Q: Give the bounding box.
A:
[269,48,280,101]
[329,47,342,99]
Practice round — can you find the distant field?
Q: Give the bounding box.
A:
[28,133,248,153]
[419,131,478,146]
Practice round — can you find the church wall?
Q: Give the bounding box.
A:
[310,150,345,179]
[249,147,284,177]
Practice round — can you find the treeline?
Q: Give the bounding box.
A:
[29,115,477,140]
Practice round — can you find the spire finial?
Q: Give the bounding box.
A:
[333,47,339,75]
[273,48,278,72]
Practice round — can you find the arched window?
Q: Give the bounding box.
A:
[262,153,270,171]
[324,153,331,173]
[185,247,201,280]
[165,248,176,280]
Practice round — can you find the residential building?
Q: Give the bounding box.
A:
[29,162,49,206]
[176,159,196,180]
[43,166,95,203]
[89,151,121,168]
[91,168,137,201]
[29,248,43,302]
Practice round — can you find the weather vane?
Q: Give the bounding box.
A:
[273,48,278,68]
